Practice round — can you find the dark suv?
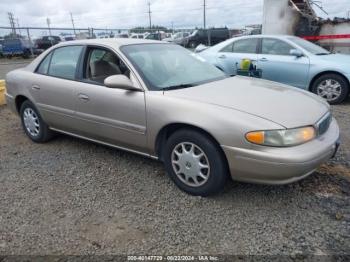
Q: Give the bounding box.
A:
[185,28,230,48]
[35,36,61,50]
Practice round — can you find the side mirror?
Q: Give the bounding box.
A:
[290,49,303,57]
[104,75,142,91]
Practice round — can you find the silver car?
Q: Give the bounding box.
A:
[5,39,340,196]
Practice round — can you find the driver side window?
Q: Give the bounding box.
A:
[84,47,130,84]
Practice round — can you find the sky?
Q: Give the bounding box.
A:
[0,0,349,33]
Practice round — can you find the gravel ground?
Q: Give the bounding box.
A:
[0,60,349,257]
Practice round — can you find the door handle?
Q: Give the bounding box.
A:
[218,54,226,59]
[259,58,268,62]
[31,85,40,90]
[78,94,89,101]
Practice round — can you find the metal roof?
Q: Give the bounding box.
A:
[289,0,318,19]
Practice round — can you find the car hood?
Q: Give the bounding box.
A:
[164,76,329,129]
[314,53,350,64]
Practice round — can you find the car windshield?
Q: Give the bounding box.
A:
[288,36,330,55]
[121,44,227,91]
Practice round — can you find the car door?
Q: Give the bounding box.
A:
[31,45,84,132]
[257,38,310,88]
[73,46,148,153]
[216,38,259,76]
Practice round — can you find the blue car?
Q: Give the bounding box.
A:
[2,38,35,58]
[197,35,350,104]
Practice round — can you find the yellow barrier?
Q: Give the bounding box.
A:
[0,80,6,105]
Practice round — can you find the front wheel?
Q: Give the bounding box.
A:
[311,73,349,104]
[188,41,197,49]
[20,100,53,143]
[163,129,228,196]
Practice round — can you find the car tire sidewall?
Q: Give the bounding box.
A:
[163,129,228,196]
[20,100,51,143]
[312,74,349,104]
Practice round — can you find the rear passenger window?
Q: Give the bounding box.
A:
[48,46,83,80]
[36,53,52,74]
[261,38,294,55]
[232,38,258,54]
[220,43,233,52]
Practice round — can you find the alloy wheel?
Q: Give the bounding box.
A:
[316,79,342,102]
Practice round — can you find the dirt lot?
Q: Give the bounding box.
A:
[0,60,349,256]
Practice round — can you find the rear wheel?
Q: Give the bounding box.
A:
[163,129,228,196]
[311,73,349,104]
[20,100,53,143]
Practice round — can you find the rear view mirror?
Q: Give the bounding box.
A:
[290,49,303,57]
[104,75,142,91]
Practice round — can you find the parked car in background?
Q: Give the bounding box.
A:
[197,35,350,104]
[163,32,190,46]
[185,28,230,48]
[115,34,129,38]
[35,36,61,50]
[2,38,38,58]
[5,39,339,196]
[130,33,144,39]
[145,32,163,40]
[0,39,3,57]
[63,35,76,41]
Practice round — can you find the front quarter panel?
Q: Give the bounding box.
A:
[145,91,283,156]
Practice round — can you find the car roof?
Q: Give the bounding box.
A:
[54,38,165,49]
[232,34,295,40]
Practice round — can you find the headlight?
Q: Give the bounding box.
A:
[245,126,316,147]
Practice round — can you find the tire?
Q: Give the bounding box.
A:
[188,41,197,49]
[163,129,228,196]
[311,73,349,104]
[20,100,53,143]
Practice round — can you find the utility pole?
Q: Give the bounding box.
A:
[70,12,76,35]
[46,17,51,36]
[16,18,22,36]
[148,1,152,30]
[7,12,16,36]
[203,0,206,29]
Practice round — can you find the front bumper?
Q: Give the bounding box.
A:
[222,118,340,185]
[5,93,16,112]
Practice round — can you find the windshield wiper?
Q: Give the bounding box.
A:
[315,52,330,55]
[161,83,194,91]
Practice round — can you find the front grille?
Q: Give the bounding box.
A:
[316,113,332,136]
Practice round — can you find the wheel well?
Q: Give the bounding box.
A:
[155,123,228,164]
[309,71,350,91]
[15,95,28,113]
